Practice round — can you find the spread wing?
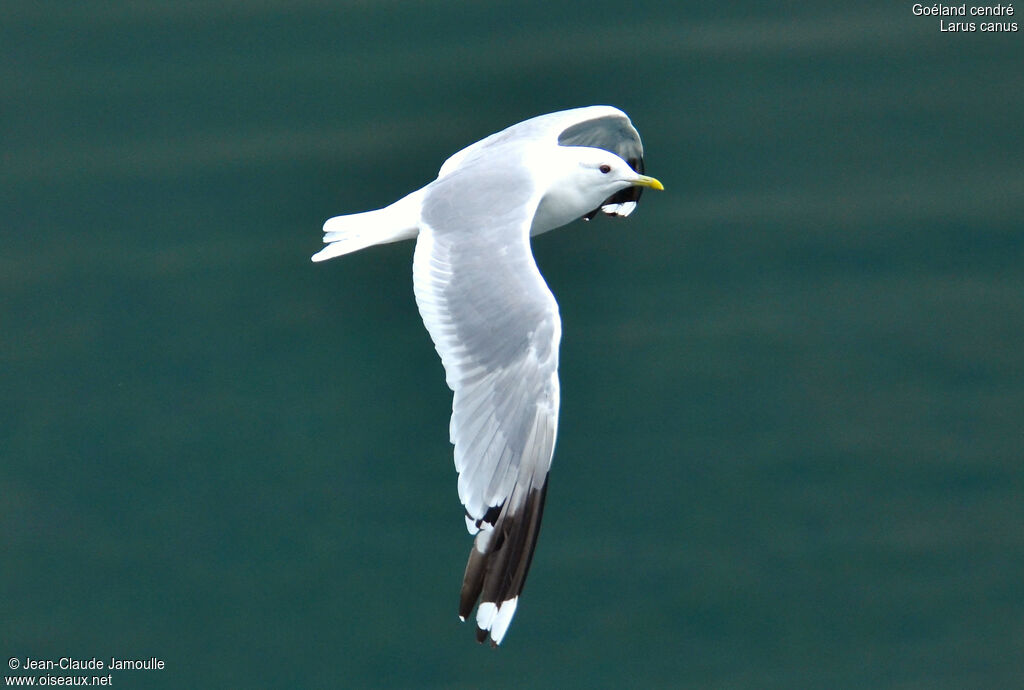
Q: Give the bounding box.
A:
[412,160,561,646]
[438,105,646,218]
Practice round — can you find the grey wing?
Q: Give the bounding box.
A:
[439,105,638,176]
[555,110,646,218]
[412,164,560,646]
[555,109,644,169]
[438,106,646,218]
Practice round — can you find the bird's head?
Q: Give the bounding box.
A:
[531,146,662,234]
[569,146,663,199]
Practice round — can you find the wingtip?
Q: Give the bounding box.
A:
[473,597,517,646]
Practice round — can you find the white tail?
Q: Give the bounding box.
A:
[311,188,424,263]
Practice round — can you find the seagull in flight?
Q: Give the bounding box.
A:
[313,105,662,646]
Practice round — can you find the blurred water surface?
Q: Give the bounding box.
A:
[2,2,1022,688]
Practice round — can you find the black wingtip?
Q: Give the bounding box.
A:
[459,546,487,621]
[458,483,550,644]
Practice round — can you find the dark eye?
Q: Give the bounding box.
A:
[599,164,611,174]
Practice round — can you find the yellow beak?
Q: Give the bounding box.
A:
[633,174,664,191]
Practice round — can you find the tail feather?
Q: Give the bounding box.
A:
[311,189,423,262]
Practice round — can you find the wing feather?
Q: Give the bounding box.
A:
[437,106,646,220]
[412,163,561,645]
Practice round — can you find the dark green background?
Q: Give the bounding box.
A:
[3,2,1022,687]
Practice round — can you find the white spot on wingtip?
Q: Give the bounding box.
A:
[476,602,497,630]
[475,598,519,646]
[489,597,518,645]
[601,200,637,217]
